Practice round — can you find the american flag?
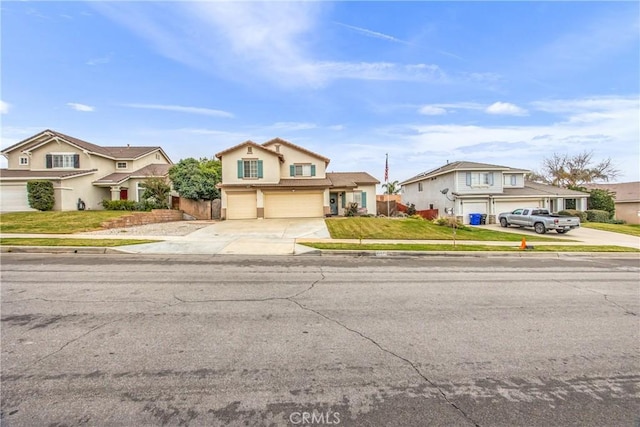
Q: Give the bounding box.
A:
[384,154,389,182]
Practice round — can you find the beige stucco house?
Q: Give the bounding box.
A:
[215,138,379,219]
[0,129,172,212]
[401,161,590,224]
[584,182,640,225]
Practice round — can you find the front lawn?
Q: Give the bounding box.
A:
[582,223,640,237]
[325,217,564,242]
[0,211,133,234]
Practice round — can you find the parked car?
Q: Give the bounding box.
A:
[498,208,581,234]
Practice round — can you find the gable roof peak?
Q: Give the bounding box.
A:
[262,138,330,164]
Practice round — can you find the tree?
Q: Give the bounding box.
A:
[587,188,615,216]
[27,180,55,211]
[168,157,221,200]
[140,177,171,209]
[382,180,401,195]
[528,151,619,188]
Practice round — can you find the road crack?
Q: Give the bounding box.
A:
[287,298,481,427]
[554,280,637,316]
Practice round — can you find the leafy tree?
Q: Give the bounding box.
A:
[140,177,171,209]
[168,157,221,200]
[587,188,615,216]
[528,151,619,188]
[382,180,401,195]
[27,180,54,211]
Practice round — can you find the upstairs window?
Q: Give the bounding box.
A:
[19,156,29,165]
[290,164,316,177]
[503,174,517,186]
[46,153,79,169]
[418,182,423,192]
[117,162,128,169]
[237,159,263,179]
[466,172,494,187]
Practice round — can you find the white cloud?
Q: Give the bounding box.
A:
[67,102,95,112]
[485,102,528,116]
[329,125,345,131]
[334,22,410,45]
[87,53,113,66]
[419,105,447,115]
[0,100,10,114]
[123,103,234,118]
[268,122,317,131]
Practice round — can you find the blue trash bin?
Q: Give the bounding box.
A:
[469,213,482,225]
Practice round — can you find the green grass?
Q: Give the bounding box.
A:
[0,238,158,247]
[325,217,565,242]
[0,211,133,234]
[582,222,640,237]
[302,242,639,253]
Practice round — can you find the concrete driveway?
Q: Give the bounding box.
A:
[479,223,640,249]
[118,218,330,255]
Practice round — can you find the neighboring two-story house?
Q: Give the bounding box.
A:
[0,129,172,212]
[401,161,589,224]
[215,138,379,219]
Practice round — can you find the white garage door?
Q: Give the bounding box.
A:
[264,192,324,218]
[494,199,542,216]
[226,192,257,219]
[461,201,487,224]
[0,184,35,212]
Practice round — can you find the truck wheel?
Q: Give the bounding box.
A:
[500,218,508,228]
[534,223,546,234]
[556,229,567,234]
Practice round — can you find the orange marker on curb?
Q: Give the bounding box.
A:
[520,237,527,250]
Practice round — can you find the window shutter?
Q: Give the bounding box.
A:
[46,154,52,169]
[74,154,80,168]
[362,192,367,208]
[257,160,263,178]
[290,165,295,177]
[466,173,471,186]
[237,160,243,178]
[311,165,316,177]
[489,173,494,186]
[341,193,346,208]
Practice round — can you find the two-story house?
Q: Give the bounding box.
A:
[215,138,379,219]
[400,161,589,224]
[0,129,172,212]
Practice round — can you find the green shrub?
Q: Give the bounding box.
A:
[433,216,465,229]
[101,200,137,211]
[558,209,587,222]
[344,202,359,217]
[27,180,55,211]
[586,209,612,223]
[607,219,626,224]
[406,203,416,216]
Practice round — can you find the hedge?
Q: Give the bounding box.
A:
[27,180,55,211]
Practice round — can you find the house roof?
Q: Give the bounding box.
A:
[1,129,171,162]
[582,182,640,202]
[0,169,98,180]
[93,163,171,186]
[262,138,331,165]
[327,172,380,188]
[477,181,589,198]
[215,140,285,160]
[401,161,528,185]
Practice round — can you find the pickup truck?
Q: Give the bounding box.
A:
[498,208,580,234]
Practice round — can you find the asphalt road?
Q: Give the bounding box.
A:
[1,254,639,427]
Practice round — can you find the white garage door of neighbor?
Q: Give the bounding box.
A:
[0,184,35,212]
[495,201,537,216]
[461,201,487,224]
[264,192,324,218]
[226,192,257,219]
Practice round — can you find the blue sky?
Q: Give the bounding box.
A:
[2,1,639,185]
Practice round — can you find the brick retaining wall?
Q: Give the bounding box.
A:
[100,209,183,229]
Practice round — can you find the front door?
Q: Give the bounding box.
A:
[120,188,128,200]
[330,192,339,216]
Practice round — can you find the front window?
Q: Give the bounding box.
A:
[52,154,76,168]
[117,162,128,169]
[243,160,258,178]
[353,192,362,207]
[467,172,492,187]
[294,164,312,177]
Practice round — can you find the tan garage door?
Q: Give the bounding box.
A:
[226,192,257,219]
[0,183,35,212]
[461,201,487,224]
[264,191,324,218]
